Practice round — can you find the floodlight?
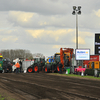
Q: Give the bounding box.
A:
[72,11,76,15]
[73,6,76,10]
[78,6,81,10]
[78,11,81,15]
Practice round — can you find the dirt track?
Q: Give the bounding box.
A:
[0,73,100,100]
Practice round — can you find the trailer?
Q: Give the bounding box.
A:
[22,59,34,73]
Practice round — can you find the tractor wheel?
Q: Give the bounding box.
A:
[56,65,60,72]
[44,67,48,73]
[44,66,50,73]
[34,65,39,73]
[27,67,33,73]
[0,70,2,73]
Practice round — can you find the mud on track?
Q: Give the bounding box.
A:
[0,73,100,100]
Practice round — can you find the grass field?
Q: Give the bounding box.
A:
[53,73,100,80]
[0,95,15,100]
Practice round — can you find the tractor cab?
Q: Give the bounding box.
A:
[54,53,60,64]
[34,57,45,66]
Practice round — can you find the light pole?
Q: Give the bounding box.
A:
[72,6,81,66]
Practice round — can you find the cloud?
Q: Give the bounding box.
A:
[7,9,100,31]
[8,11,75,28]
[7,30,12,33]
[94,9,100,17]
[79,31,94,38]
[26,29,44,38]
[0,0,99,56]
[72,36,85,44]
[26,29,75,44]
[78,37,85,44]
[52,45,61,49]
[72,30,94,45]
[8,11,34,24]
[2,36,18,42]
[0,0,70,15]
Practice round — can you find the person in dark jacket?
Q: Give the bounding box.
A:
[19,60,22,73]
[59,62,63,74]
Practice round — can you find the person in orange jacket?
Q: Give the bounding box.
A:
[14,62,20,73]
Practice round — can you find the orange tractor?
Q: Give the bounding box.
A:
[54,48,74,72]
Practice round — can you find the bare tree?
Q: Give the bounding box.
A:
[0,49,33,61]
[33,53,44,58]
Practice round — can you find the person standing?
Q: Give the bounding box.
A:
[19,60,22,73]
[14,62,20,73]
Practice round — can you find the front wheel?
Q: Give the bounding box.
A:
[33,65,39,73]
[56,65,60,73]
[44,67,47,73]
[27,67,33,73]
[44,66,50,73]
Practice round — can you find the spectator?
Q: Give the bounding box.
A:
[19,60,22,73]
[14,62,20,73]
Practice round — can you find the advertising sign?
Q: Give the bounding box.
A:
[95,34,100,55]
[75,49,90,60]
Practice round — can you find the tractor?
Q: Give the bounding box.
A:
[0,54,4,73]
[27,57,45,73]
[3,58,12,73]
[44,56,56,73]
[44,48,74,73]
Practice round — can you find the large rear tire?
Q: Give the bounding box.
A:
[27,67,33,73]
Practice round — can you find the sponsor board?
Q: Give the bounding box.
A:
[75,49,90,60]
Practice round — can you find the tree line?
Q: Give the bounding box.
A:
[0,49,33,61]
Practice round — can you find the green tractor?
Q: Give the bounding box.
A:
[0,54,4,73]
[27,57,45,73]
[44,53,70,73]
[44,56,57,73]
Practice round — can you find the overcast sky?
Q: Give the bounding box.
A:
[0,0,100,57]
